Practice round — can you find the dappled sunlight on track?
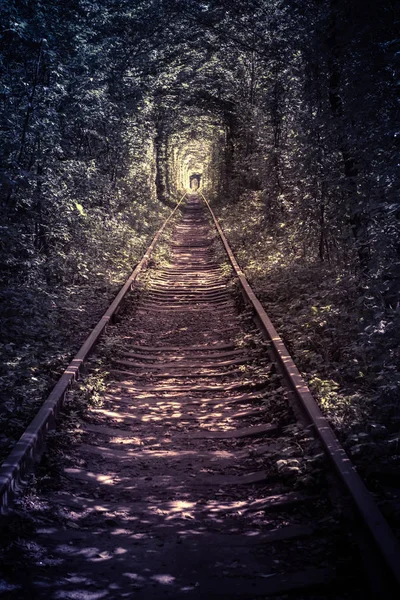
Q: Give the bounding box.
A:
[2,195,375,599]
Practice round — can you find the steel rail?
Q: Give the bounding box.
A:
[200,191,400,587]
[0,193,187,510]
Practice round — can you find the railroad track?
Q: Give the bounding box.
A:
[0,194,399,599]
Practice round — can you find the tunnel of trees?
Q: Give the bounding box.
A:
[0,0,399,460]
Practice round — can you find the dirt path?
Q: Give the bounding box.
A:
[1,196,364,599]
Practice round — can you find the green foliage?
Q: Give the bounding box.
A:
[215,191,400,441]
[0,0,174,460]
[0,0,398,466]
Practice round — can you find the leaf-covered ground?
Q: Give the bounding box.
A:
[214,193,400,496]
[0,232,162,465]
[0,202,181,466]
[0,283,115,463]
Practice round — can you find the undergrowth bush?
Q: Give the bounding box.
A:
[215,191,400,439]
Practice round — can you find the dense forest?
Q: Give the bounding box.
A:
[1,0,399,464]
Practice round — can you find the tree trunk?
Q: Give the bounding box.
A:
[154,121,168,206]
[327,0,370,270]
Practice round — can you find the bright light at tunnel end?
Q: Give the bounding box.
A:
[169,116,225,197]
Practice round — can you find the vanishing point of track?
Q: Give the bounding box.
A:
[0,194,399,599]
